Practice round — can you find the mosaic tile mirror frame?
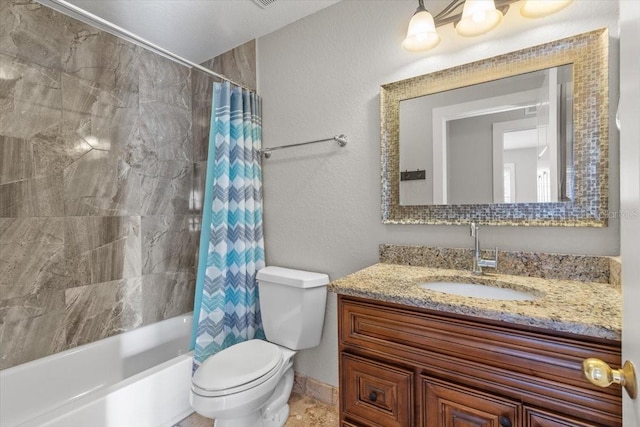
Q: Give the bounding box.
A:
[381,28,609,226]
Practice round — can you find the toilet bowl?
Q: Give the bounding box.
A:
[190,340,296,427]
[190,267,329,427]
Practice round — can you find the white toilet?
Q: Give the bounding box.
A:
[190,266,329,427]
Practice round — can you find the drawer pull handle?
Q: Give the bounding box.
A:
[498,416,512,427]
[368,391,378,402]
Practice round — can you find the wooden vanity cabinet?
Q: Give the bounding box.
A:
[338,295,622,427]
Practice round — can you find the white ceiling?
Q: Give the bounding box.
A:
[504,128,539,151]
[41,0,341,64]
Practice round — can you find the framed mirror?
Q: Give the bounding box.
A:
[381,29,609,226]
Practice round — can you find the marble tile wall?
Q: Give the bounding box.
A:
[0,0,199,369]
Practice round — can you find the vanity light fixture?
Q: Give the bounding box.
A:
[520,0,573,18]
[456,0,503,37]
[402,0,574,52]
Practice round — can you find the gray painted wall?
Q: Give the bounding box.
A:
[447,115,494,204]
[446,109,524,204]
[257,0,620,387]
[504,147,538,203]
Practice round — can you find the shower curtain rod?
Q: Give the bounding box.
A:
[259,134,348,158]
[37,0,252,91]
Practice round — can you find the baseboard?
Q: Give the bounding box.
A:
[292,372,339,408]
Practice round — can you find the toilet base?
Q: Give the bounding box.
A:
[212,405,290,427]
[262,403,290,427]
[214,412,262,427]
[207,366,294,427]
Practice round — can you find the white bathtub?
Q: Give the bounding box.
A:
[0,313,195,427]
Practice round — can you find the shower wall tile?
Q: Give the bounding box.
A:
[0,127,67,218]
[139,101,192,161]
[0,1,66,69]
[0,218,67,300]
[64,277,143,348]
[63,149,141,216]
[141,215,198,275]
[192,102,212,162]
[0,174,64,217]
[61,23,140,94]
[0,135,37,184]
[0,310,67,370]
[192,161,207,218]
[0,128,93,217]
[141,272,196,324]
[191,65,214,104]
[0,288,65,325]
[89,232,142,284]
[0,54,62,140]
[30,125,92,175]
[64,216,142,286]
[191,74,213,163]
[200,39,257,91]
[139,159,192,216]
[60,73,139,152]
[140,50,191,108]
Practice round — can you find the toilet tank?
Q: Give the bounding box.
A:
[256,266,329,350]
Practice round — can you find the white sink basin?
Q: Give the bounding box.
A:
[418,281,537,301]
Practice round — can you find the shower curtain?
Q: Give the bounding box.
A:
[191,81,266,371]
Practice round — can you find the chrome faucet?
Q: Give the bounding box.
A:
[470,222,498,275]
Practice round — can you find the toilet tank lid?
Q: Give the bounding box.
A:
[257,266,329,288]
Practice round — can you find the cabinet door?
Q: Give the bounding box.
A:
[524,407,603,427]
[342,354,414,427]
[423,377,519,427]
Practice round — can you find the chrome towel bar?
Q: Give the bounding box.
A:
[259,135,348,158]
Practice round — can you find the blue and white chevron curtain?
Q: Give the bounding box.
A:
[191,81,266,371]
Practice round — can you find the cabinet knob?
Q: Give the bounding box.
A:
[368,391,378,402]
[498,416,512,427]
[582,358,637,399]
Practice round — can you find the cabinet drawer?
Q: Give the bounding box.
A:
[524,407,601,427]
[423,376,519,427]
[342,354,413,427]
[340,297,620,391]
[339,296,622,425]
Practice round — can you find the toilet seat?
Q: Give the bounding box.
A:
[192,340,284,397]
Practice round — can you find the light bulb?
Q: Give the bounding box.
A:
[402,9,441,52]
[456,0,503,37]
[521,0,574,18]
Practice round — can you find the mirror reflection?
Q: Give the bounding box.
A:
[399,65,573,206]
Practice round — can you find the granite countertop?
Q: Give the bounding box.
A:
[329,263,622,341]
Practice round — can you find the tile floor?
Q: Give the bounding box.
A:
[174,393,339,427]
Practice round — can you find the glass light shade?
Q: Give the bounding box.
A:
[402,10,441,52]
[521,0,574,18]
[455,0,503,37]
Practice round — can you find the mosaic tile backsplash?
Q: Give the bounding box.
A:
[0,0,256,369]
